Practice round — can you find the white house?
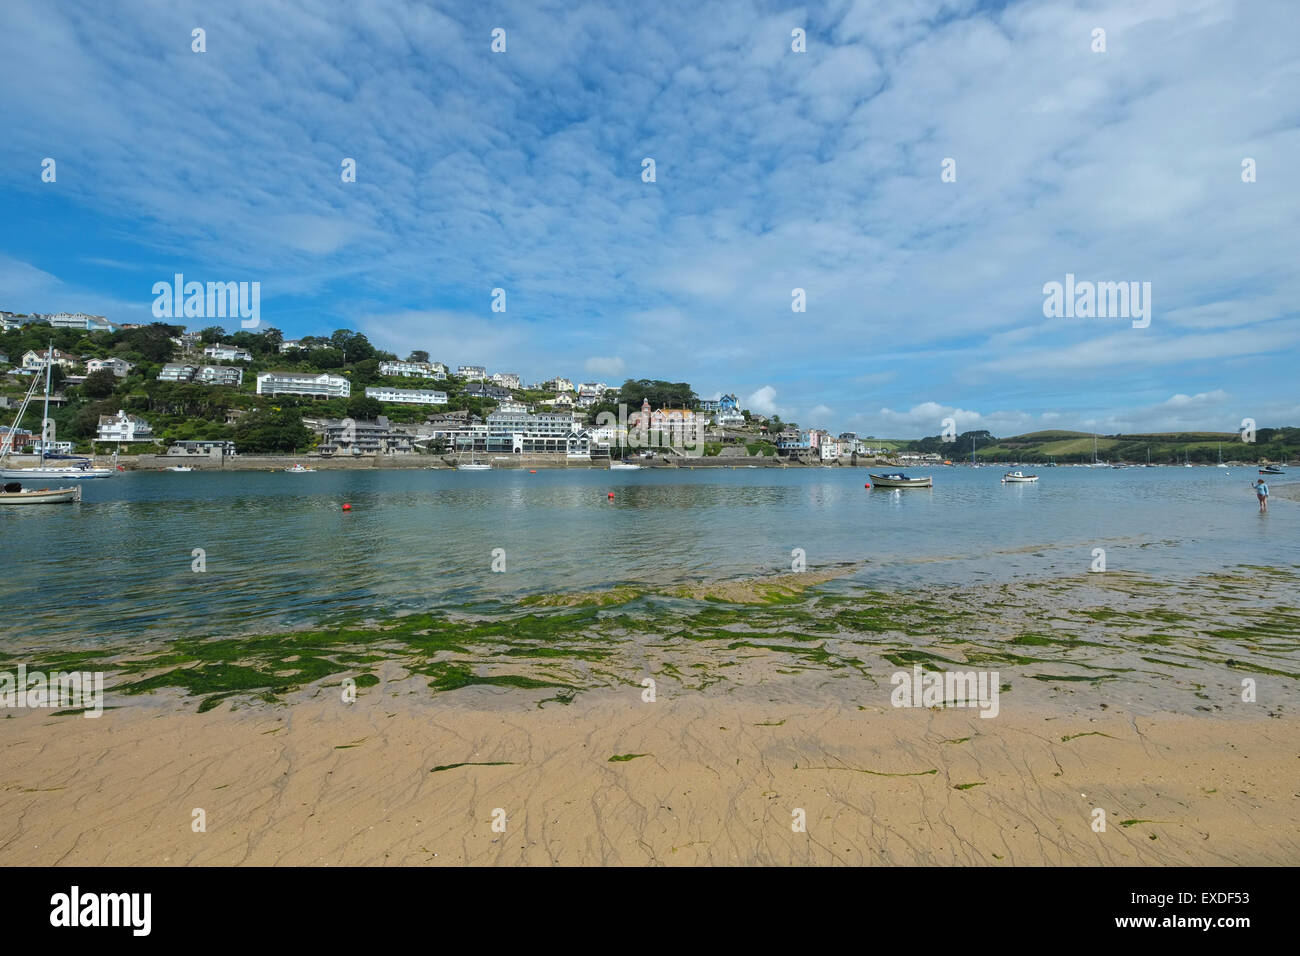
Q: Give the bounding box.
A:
[195,365,244,386]
[22,349,77,371]
[49,313,115,333]
[159,362,197,382]
[256,370,350,399]
[378,360,445,380]
[457,365,487,381]
[97,409,154,443]
[364,386,448,406]
[490,372,521,390]
[203,344,253,362]
[86,357,134,378]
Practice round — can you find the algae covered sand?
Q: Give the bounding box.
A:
[15,564,1300,717]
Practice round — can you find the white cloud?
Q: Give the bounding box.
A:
[584,356,625,376]
[746,385,780,416]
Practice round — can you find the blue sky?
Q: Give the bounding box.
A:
[1,0,1297,437]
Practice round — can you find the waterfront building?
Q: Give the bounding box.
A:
[364,386,448,406]
[314,416,415,456]
[167,439,237,457]
[627,397,704,449]
[256,370,350,399]
[451,409,592,457]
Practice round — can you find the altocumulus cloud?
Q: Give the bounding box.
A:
[0,0,1295,435]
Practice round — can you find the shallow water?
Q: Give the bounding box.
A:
[1,465,1295,645]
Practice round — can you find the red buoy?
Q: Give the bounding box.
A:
[342,503,352,511]
[864,483,871,489]
[529,469,536,474]
[607,492,615,499]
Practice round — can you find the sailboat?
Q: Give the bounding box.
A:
[1089,434,1108,467]
[455,443,491,470]
[1184,450,1192,467]
[1,345,113,480]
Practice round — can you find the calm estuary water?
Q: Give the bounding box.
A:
[1,466,1295,647]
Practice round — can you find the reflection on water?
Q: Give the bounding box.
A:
[1,467,1295,645]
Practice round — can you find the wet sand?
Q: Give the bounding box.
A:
[1,685,1295,865]
[3,567,1297,866]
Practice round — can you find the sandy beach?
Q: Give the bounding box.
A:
[2,682,1296,866]
[3,560,1298,866]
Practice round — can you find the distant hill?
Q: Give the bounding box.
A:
[907,428,1298,464]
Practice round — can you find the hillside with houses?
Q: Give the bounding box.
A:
[0,311,891,465]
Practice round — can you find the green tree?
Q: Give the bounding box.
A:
[407,350,430,363]
[82,369,119,399]
[346,396,383,421]
[121,323,179,362]
[233,407,311,453]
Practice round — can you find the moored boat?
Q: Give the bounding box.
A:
[0,482,82,505]
[1259,465,1284,475]
[1001,471,1038,483]
[609,461,642,470]
[456,463,491,471]
[284,464,316,473]
[868,473,932,488]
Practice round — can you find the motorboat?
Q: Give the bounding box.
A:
[165,465,194,472]
[1002,471,1038,483]
[0,481,81,505]
[284,464,316,473]
[1259,465,1284,475]
[868,473,932,488]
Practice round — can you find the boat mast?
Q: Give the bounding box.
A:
[41,342,53,466]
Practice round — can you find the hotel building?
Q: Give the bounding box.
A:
[256,371,351,399]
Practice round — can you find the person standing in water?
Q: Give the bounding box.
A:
[1252,478,1269,512]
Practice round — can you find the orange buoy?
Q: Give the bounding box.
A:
[529,469,536,474]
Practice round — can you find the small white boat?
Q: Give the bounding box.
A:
[0,482,82,505]
[1002,471,1038,483]
[457,463,491,471]
[284,464,316,473]
[165,465,194,472]
[868,473,932,488]
[609,461,642,470]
